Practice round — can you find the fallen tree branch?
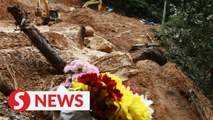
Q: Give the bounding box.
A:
[7,5,66,73]
[129,43,160,52]
[147,33,154,44]
[183,90,208,120]
[4,57,18,89]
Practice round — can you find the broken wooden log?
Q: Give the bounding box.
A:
[78,26,94,49]
[7,5,66,73]
[180,90,208,120]
[133,47,167,66]
[77,26,95,48]
[77,26,86,48]
[0,72,15,96]
[129,43,160,52]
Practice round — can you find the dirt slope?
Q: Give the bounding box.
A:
[62,8,159,51]
[0,0,33,20]
[0,0,212,120]
[130,61,213,120]
[0,0,18,20]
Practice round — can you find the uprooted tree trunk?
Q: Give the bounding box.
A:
[0,72,15,96]
[162,0,167,25]
[7,5,66,73]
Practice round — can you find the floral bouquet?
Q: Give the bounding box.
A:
[63,60,154,120]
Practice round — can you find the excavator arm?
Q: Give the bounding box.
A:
[36,0,49,17]
[35,0,60,25]
[83,0,102,11]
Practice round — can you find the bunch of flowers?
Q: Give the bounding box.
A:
[63,60,154,120]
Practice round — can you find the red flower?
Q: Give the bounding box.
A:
[101,74,123,101]
[77,73,99,86]
[76,73,123,119]
[113,89,123,101]
[109,104,118,111]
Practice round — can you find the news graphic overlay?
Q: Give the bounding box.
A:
[8,89,90,112]
[8,90,30,112]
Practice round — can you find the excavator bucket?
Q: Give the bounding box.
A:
[49,9,59,21]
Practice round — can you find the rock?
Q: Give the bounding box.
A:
[133,47,167,66]
[114,68,129,81]
[77,26,94,48]
[93,52,133,79]
[85,36,113,53]
[84,26,94,37]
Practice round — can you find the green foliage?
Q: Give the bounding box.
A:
[157,0,213,100]
[81,0,188,23]
[102,0,165,22]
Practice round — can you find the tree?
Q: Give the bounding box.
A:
[157,0,213,100]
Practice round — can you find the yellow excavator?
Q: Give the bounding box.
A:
[35,0,60,25]
[83,0,102,11]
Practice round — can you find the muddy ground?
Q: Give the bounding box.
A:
[0,0,213,120]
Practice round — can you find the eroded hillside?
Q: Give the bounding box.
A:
[0,0,212,120]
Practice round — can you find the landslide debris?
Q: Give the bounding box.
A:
[0,0,212,120]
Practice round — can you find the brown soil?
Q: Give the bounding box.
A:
[129,61,213,120]
[0,0,34,20]
[0,0,18,20]
[59,0,83,6]
[0,0,212,120]
[63,8,159,51]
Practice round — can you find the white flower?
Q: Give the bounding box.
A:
[140,94,154,119]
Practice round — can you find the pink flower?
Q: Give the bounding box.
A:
[60,82,72,87]
[123,82,137,94]
[65,76,72,82]
[130,86,137,94]
[64,60,90,73]
[123,82,129,87]
[63,65,74,73]
[64,60,99,80]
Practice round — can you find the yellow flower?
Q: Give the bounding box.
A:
[105,73,123,87]
[129,94,152,120]
[68,73,154,120]
[115,89,152,120]
[105,73,153,120]
[68,81,89,91]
